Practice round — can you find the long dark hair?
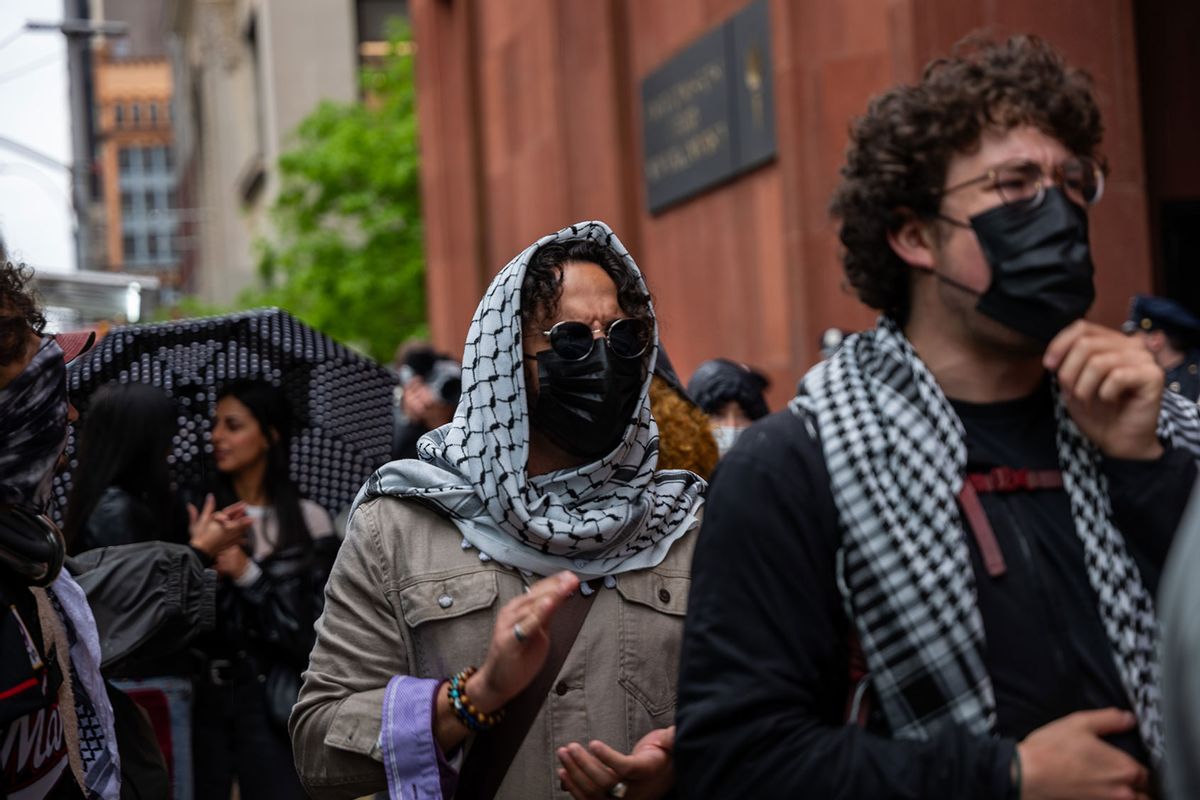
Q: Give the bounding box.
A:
[213,379,311,553]
[63,382,181,553]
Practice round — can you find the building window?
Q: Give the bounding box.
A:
[148,102,158,125]
[118,148,131,173]
[131,104,140,126]
[118,145,179,267]
[114,104,124,127]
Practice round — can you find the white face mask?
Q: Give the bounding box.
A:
[712,425,745,457]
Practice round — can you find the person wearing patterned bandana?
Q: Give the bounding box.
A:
[292,221,705,800]
[676,37,1200,800]
[0,262,120,800]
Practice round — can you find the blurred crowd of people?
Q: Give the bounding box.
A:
[4,33,1200,800]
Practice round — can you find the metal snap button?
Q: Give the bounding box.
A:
[555,681,569,696]
[658,588,671,604]
[437,594,453,609]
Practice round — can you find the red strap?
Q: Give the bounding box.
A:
[966,467,1063,493]
[844,631,872,728]
[0,676,39,702]
[957,467,1064,579]
[957,481,1008,577]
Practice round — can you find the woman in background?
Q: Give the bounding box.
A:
[64,380,249,560]
[192,378,337,800]
[64,380,251,798]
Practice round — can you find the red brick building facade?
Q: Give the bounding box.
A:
[412,0,1200,408]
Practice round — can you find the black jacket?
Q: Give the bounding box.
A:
[68,541,218,673]
[197,535,338,727]
[77,486,188,554]
[209,539,337,665]
[676,403,1195,799]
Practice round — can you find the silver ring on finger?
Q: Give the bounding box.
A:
[606,781,627,798]
[513,622,527,644]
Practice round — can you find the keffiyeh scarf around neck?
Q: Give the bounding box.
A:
[791,317,1200,766]
[33,573,121,800]
[355,220,705,579]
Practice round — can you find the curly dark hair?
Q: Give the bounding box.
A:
[0,261,46,367]
[520,239,653,331]
[829,35,1104,322]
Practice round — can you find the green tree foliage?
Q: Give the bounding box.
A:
[250,30,424,362]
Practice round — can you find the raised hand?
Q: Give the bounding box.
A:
[1045,320,1165,460]
[433,570,580,751]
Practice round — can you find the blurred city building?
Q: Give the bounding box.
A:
[165,0,405,306]
[91,0,180,292]
[409,0,1200,408]
[19,0,171,326]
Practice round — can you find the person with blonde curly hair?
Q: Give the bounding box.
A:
[677,36,1200,799]
[649,366,718,479]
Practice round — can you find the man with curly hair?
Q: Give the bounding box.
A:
[677,36,1200,798]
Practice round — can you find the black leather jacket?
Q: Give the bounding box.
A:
[77,486,188,554]
[209,538,337,666]
[198,535,338,727]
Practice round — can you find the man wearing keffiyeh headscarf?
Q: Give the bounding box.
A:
[292,221,706,800]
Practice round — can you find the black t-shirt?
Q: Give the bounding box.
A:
[952,379,1174,764]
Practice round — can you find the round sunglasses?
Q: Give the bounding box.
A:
[540,318,650,361]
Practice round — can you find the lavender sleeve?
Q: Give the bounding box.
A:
[381,676,460,800]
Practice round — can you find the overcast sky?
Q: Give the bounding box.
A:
[0,1,74,274]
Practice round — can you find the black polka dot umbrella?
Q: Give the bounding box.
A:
[52,308,397,520]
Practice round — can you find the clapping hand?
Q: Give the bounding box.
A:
[465,570,580,713]
[433,570,580,752]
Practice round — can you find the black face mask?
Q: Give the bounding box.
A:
[965,187,1095,344]
[529,339,644,460]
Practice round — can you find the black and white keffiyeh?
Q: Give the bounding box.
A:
[791,317,1200,764]
[355,221,705,579]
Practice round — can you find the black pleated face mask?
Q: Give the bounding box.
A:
[530,339,644,460]
[968,188,1096,344]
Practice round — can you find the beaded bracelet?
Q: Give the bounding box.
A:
[447,666,505,732]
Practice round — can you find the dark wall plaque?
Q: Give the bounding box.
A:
[641,0,777,213]
[641,25,734,213]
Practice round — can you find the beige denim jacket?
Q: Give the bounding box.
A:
[290,496,697,799]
